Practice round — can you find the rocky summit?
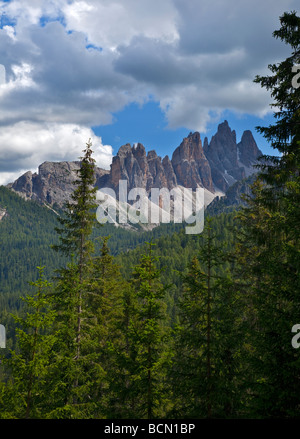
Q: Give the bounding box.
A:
[7,120,262,208]
[7,161,109,208]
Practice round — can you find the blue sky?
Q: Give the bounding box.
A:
[0,0,298,184]
[93,101,276,159]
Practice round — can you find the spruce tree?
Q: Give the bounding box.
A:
[112,242,171,419]
[171,219,243,418]
[0,267,57,419]
[84,236,126,418]
[51,139,98,417]
[237,11,300,418]
[254,11,300,190]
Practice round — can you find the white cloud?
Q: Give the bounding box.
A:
[1,0,297,130]
[0,0,64,28]
[0,171,27,186]
[0,65,5,86]
[0,122,113,184]
[62,0,179,49]
[3,25,16,40]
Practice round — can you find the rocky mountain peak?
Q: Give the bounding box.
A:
[133,142,146,156]
[171,132,214,191]
[205,120,238,166]
[117,143,132,157]
[162,155,177,189]
[9,161,109,207]
[147,150,158,160]
[172,131,203,162]
[203,120,262,191]
[237,130,262,168]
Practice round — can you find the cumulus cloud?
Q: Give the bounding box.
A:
[114,0,298,129]
[62,0,179,49]
[0,0,298,183]
[0,20,136,127]
[0,122,113,184]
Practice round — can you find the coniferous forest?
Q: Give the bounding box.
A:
[0,12,299,420]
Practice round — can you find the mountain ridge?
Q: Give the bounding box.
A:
[7,120,263,209]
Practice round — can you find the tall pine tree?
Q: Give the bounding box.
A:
[110,242,171,419]
[51,139,98,417]
[84,236,127,418]
[237,11,300,418]
[0,267,57,419]
[171,218,243,418]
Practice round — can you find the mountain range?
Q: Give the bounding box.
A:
[0,120,263,300]
[6,120,262,218]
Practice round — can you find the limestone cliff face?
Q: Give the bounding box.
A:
[10,171,34,199]
[107,132,215,195]
[204,120,262,191]
[171,132,214,192]
[109,143,149,193]
[146,150,169,191]
[7,120,263,206]
[107,142,178,195]
[237,130,262,168]
[9,161,109,207]
[162,155,177,190]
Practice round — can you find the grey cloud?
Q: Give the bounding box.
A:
[0,21,139,127]
[173,0,296,57]
[115,36,253,87]
[0,29,32,79]
[0,0,299,185]
[113,0,299,131]
[115,37,194,86]
[1,0,298,132]
[29,22,119,91]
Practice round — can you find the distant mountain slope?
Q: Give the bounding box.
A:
[7,161,109,209]
[0,186,64,311]
[0,185,185,308]
[0,167,256,310]
[206,174,257,216]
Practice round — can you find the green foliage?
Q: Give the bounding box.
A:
[53,139,98,265]
[170,219,244,419]
[49,140,101,418]
[254,11,300,168]
[237,178,300,418]
[0,267,57,419]
[84,236,127,418]
[116,211,238,325]
[106,242,171,419]
[0,186,65,311]
[237,11,300,418]
[129,242,171,419]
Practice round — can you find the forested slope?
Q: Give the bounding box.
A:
[0,182,240,311]
[0,183,239,350]
[0,186,185,307]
